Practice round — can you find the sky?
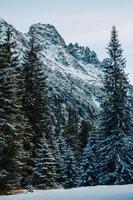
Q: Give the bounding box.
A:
[0,0,133,82]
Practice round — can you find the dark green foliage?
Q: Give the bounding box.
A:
[96,26,133,185]
[31,136,59,189]
[59,138,78,188]
[78,132,98,187]
[78,26,133,187]
[79,120,94,154]
[53,104,78,188]
[1,23,133,192]
[97,132,133,185]
[23,35,54,145]
[0,27,24,192]
[23,37,49,143]
[22,36,58,188]
[65,106,79,159]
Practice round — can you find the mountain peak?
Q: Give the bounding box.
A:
[29,23,66,47]
[67,43,100,65]
[0,17,10,29]
[0,16,6,22]
[30,23,56,31]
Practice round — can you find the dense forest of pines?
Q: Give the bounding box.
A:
[1,25,133,194]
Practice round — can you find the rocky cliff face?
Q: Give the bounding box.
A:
[67,43,100,65]
[0,19,103,126]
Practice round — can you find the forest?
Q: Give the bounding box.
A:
[1,24,133,194]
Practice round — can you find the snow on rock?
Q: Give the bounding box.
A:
[0,18,103,123]
[26,23,103,122]
[1,185,133,200]
[67,43,100,65]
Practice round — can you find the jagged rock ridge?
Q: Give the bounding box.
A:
[0,19,103,125]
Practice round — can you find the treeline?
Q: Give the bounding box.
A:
[0,26,133,194]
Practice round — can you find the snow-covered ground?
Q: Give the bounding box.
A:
[1,185,133,200]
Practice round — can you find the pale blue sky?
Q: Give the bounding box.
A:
[0,0,133,82]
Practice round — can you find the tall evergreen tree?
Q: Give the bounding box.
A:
[23,36,53,146]
[11,32,34,187]
[96,26,133,185]
[78,26,133,187]
[0,27,24,192]
[22,36,56,186]
[23,37,46,142]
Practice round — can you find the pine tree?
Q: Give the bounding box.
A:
[31,135,59,189]
[96,26,133,185]
[59,140,78,188]
[78,26,133,187]
[0,27,24,192]
[22,36,56,186]
[53,105,78,188]
[23,36,53,146]
[53,121,78,189]
[10,31,34,188]
[78,132,98,187]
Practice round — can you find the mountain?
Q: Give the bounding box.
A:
[0,19,103,126]
[67,43,100,65]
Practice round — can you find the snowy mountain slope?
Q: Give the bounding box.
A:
[27,23,102,122]
[67,42,100,65]
[0,19,103,123]
[0,19,27,60]
[1,185,133,200]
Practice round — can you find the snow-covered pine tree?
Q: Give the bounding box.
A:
[0,27,24,192]
[53,105,78,188]
[59,141,78,188]
[51,103,67,186]
[23,36,46,142]
[77,132,98,187]
[31,135,59,189]
[22,36,57,187]
[51,134,64,185]
[23,35,53,146]
[96,26,133,185]
[8,29,35,187]
[19,70,34,187]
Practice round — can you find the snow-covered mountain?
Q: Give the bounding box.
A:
[0,19,103,124]
[67,43,100,65]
